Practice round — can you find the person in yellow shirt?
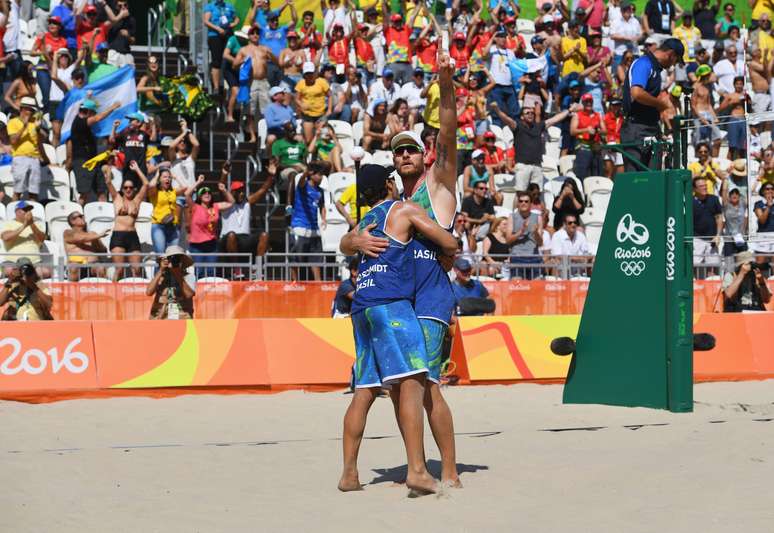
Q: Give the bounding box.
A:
[756,14,774,55]
[560,20,587,76]
[295,61,331,144]
[752,0,774,25]
[688,142,725,195]
[1,202,46,270]
[673,13,703,63]
[421,79,441,129]
[335,183,371,227]
[149,167,184,254]
[7,97,46,201]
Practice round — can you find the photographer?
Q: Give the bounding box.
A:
[0,258,53,321]
[146,246,196,320]
[723,251,771,312]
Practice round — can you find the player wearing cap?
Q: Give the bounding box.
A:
[339,164,458,494]
[621,38,684,171]
[341,51,463,487]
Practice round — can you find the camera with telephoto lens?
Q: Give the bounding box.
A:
[169,256,182,268]
[20,263,36,278]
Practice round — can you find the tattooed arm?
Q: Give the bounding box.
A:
[433,50,457,192]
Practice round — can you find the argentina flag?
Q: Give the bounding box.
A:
[57,66,138,144]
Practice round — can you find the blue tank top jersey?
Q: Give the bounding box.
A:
[409,181,456,325]
[351,200,415,315]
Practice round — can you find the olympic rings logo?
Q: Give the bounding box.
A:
[620,261,646,277]
[616,214,650,245]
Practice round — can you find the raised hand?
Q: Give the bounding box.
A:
[218,182,227,192]
[196,174,206,185]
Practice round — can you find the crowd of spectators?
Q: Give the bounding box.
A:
[0,0,773,289]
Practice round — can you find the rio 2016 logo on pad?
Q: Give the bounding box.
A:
[614,214,651,277]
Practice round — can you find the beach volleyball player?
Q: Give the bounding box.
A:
[339,165,459,493]
[341,51,461,486]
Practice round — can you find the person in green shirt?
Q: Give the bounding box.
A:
[307,122,343,172]
[222,29,247,123]
[85,42,118,83]
[271,120,308,187]
[715,2,740,39]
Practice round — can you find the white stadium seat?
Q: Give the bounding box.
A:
[327,172,356,203]
[45,200,82,244]
[322,219,350,252]
[327,120,354,140]
[83,201,114,248]
[583,176,613,198]
[371,150,394,167]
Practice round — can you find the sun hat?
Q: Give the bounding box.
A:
[731,159,747,177]
[734,250,754,267]
[163,245,193,269]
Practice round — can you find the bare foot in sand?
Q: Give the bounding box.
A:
[338,470,363,492]
[406,471,437,496]
[443,478,463,489]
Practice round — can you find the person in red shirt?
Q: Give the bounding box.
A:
[32,16,68,111]
[603,98,624,178]
[481,131,510,174]
[570,93,607,180]
[76,4,112,52]
[449,31,471,74]
[298,10,323,61]
[382,8,418,85]
[412,25,439,78]
[353,23,375,82]
[504,17,526,58]
[327,23,350,68]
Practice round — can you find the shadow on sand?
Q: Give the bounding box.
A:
[369,460,489,485]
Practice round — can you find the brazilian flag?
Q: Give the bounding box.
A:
[158,73,215,121]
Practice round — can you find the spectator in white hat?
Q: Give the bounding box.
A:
[264,85,296,155]
[295,61,330,144]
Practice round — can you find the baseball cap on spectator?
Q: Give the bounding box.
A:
[48,15,62,25]
[454,258,472,272]
[126,111,144,121]
[644,36,658,45]
[609,98,622,105]
[20,96,37,110]
[160,135,175,146]
[472,149,485,160]
[302,62,316,74]
[80,99,98,112]
[695,64,712,78]
[731,159,747,177]
[568,80,580,88]
[483,131,496,140]
[390,130,426,153]
[531,35,545,45]
[231,181,245,191]
[357,23,367,31]
[15,201,34,212]
[287,30,299,38]
[413,67,424,76]
[267,11,279,20]
[84,4,97,13]
[16,257,33,268]
[574,7,585,14]
[661,38,685,64]
[494,25,507,36]
[270,86,286,98]
[56,47,72,58]
[382,68,394,78]
[453,32,466,41]
[97,42,109,52]
[581,93,593,102]
[391,13,402,22]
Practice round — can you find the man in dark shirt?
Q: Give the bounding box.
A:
[693,0,719,39]
[110,112,149,188]
[461,180,496,241]
[692,176,723,268]
[621,38,684,171]
[489,103,572,191]
[106,0,136,67]
[332,258,358,317]
[67,99,121,205]
[643,0,678,40]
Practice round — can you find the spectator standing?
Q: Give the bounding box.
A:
[50,0,76,51]
[218,164,273,264]
[105,161,148,281]
[295,62,330,144]
[610,2,642,67]
[748,47,771,116]
[222,30,247,122]
[723,251,771,312]
[0,257,53,321]
[203,0,240,93]
[4,60,38,113]
[721,184,747,257]
[382,8,416,85]
[261,8,298,86]
[505,191,544,279]
[673,12,702,64]
[688,142,724,195]
[717,76,750,160]
[168,119,200,193]
[84,41,118,83]
[137,55,164,112]
[331,257,358,318]
[486,26,517,128]
[713,44,745,95]
[105,0,136,68]
[692,0,719,40]
[571,93,607,180]
[643,0,679,43]
[341,67,368,122]
[146,246,196,320]
[693,176,723,268]
[111,111,149,189]
[67,99,120,205]
[603,98,624,177]
[31,14,67,112]
[63,210,108,281]
[691,66,723,152]
[490,102,573,191]
[716,3,740,39]
[462,149,498,201]
[288,162,326,281]
[149,167,184,254]
[185,176,234,277]
[1,201,46,276]
[8,97,47,201]
[233,25,276,143]
[753,183,774,261]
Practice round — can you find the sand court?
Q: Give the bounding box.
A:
[2,381,774,532]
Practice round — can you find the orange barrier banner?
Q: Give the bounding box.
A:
[2,313,774,395]
[39,280,757,320]
[0,322,98,391]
